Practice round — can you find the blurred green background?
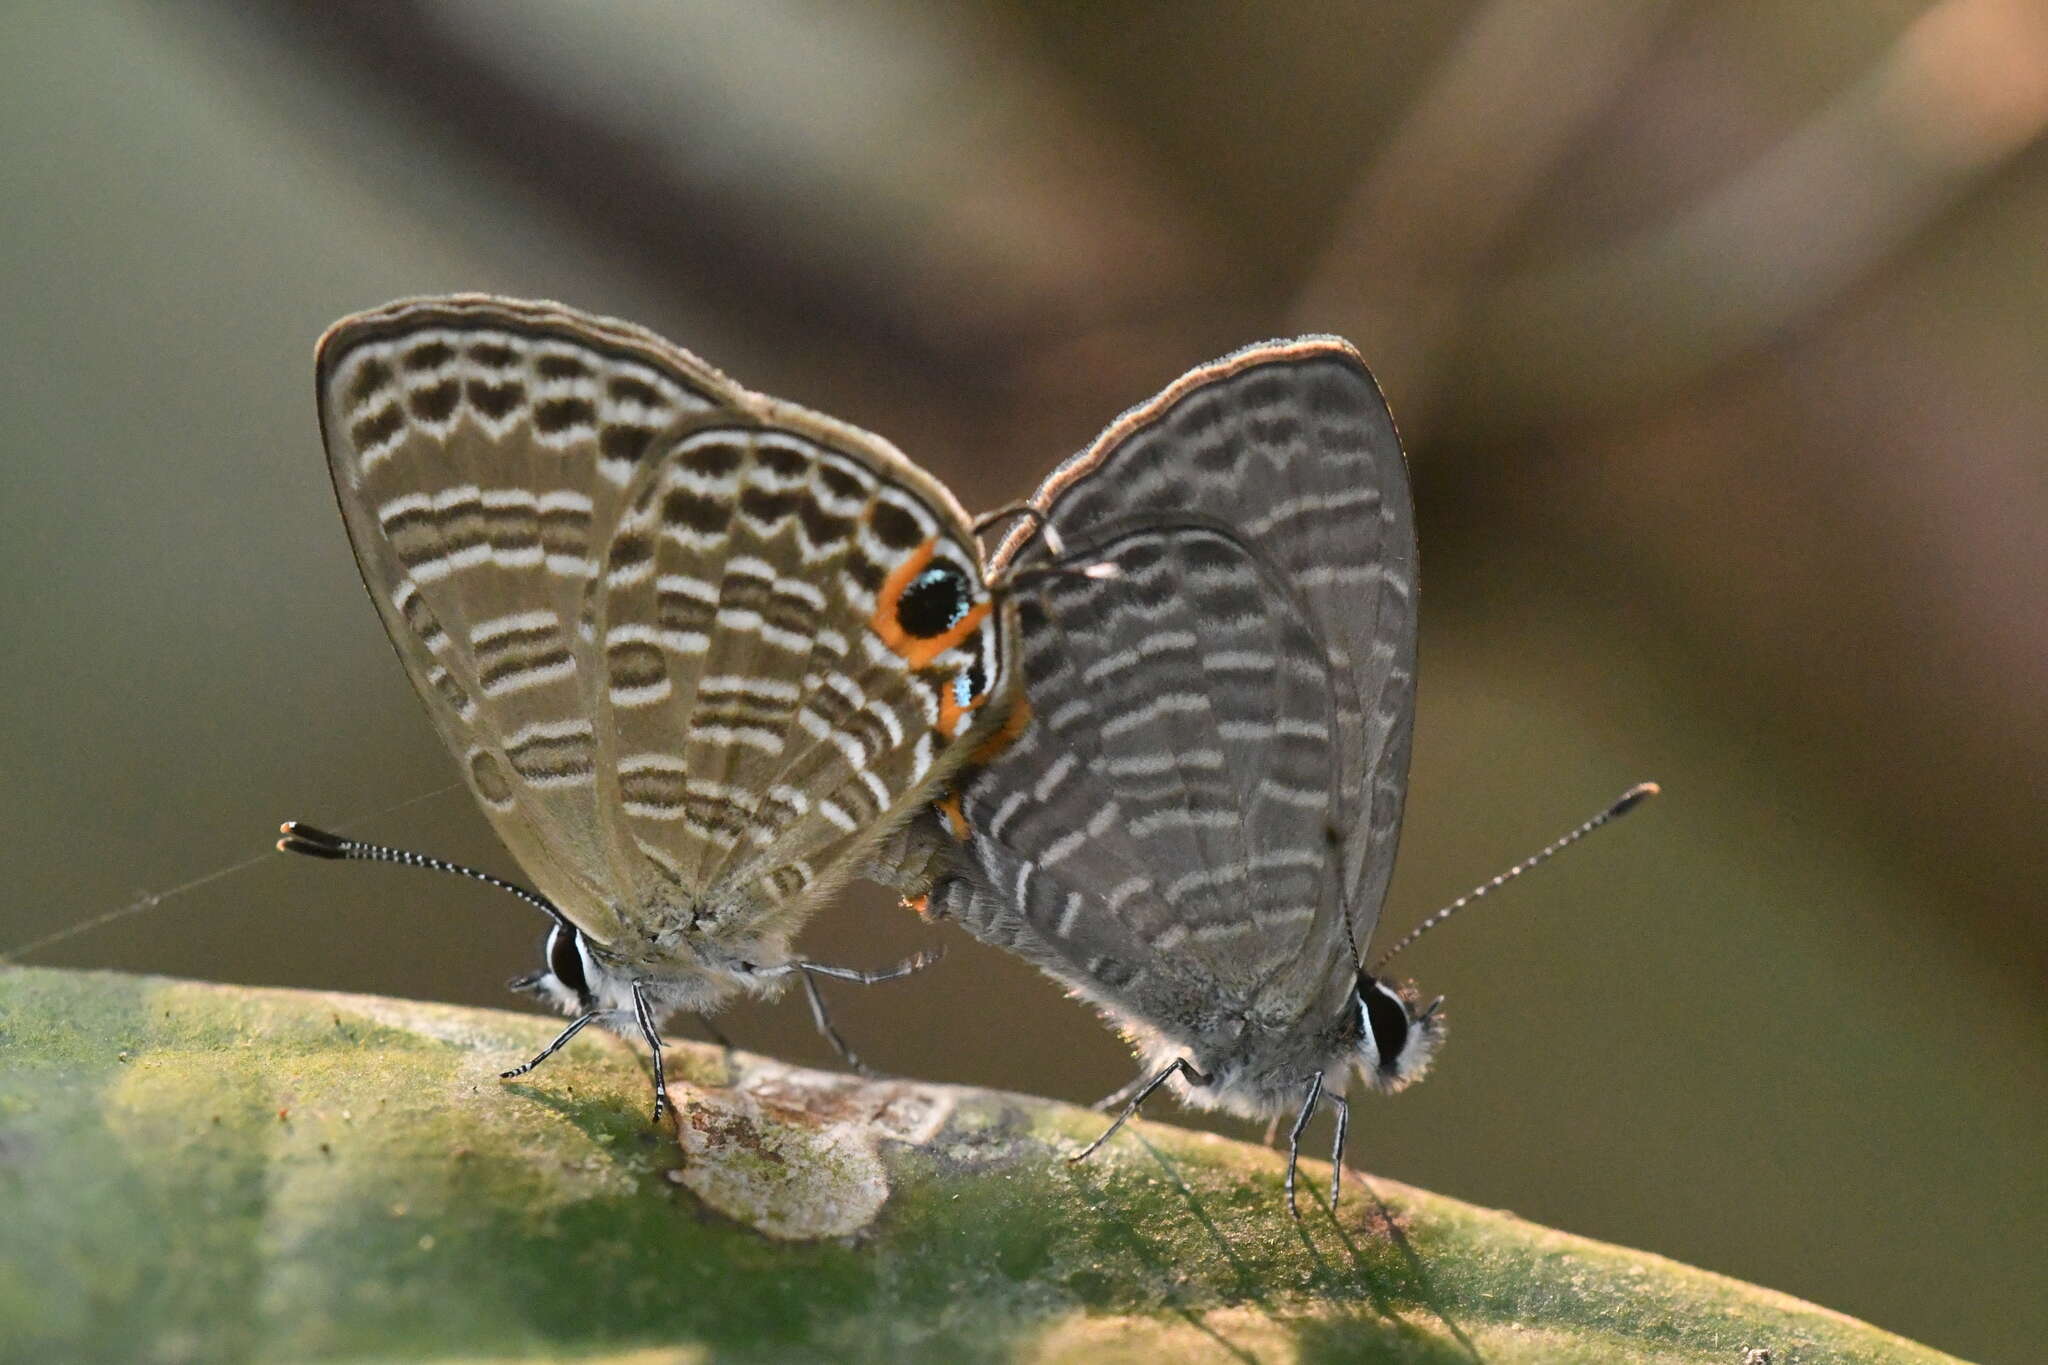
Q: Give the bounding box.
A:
[2,5,2041,1361]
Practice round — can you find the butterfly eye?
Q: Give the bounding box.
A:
[546,925,590,1000]
[896,563,972,638]
[1359,977,1412,1072]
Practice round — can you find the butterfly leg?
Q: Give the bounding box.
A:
[501,1010,603,1081]
[1089,1071,1151,1113]
[765,949,945,1076]
[1071,1057,1212,1164]
[1326,1092,1351,1214]
[631,982,670,1125]
[1283,1071,1326,1220]
[796,967,870,1075]
[788,947,945,985]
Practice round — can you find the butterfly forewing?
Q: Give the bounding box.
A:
[318,298,735,940]
[317,295,1015,956]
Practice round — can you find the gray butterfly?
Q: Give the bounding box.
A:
[287,295,1018,1117]
[923,338,1655,1213]
[918,336,1436,1212]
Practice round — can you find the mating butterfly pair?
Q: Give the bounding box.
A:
[288,295,1607,1215]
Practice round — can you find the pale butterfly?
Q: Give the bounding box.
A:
[284,295,1020,1119]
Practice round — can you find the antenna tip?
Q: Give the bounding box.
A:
[276,822,348,859]
[1612,781,1661,815]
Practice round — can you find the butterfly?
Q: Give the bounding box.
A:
[917,336,1436,1213]
[920,337,1655,1213]
[290,295,1019,1118]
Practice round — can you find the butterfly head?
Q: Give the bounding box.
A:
[1352,973,1443,1093]
[512,923,677,1018]
[512,918,771,1023]
[513,923,601,1016]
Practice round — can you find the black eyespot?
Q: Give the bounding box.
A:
[547,925,590,1000]
[1360,976,1411,1073]
[957,651,990,705]
[898,563,971,638]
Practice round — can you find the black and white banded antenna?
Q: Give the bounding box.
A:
[276,821,569,929]
[1372,782,1661,972]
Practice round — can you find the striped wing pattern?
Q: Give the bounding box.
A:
[318,296,1012,958]
[939,523,1341,1029]
[931,338,1415,1030]
[595,424,1011,943]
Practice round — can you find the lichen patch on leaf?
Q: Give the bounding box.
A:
[727,1055,955,1145]
[670,1079,894,1240]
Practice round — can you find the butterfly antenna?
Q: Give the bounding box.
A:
[276,821,569,928]
[972,501,1065,560]
[1371,782,1660,971]
[1000,512,1300,602]
[999,555,1127,595]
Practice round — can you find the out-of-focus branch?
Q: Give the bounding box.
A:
[1290,0,1679,433]
[1298,0,2048,430]
[195,0,1215,389]
[1465,0,2048,420]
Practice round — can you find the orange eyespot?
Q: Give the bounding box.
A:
[873,538,992,670]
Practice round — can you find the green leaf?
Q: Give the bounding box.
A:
[0,966,1963,1364]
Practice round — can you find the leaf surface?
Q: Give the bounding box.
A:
[0,967,1964,1364]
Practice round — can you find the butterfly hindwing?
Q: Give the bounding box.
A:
[988,338,1416,970]
[595,418,1014,947]
[936,521,1341,1032]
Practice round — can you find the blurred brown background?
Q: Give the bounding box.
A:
[3,4,2042,1361]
